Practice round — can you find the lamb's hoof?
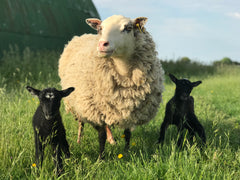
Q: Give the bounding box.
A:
[56,168,64,177]
[157,140,163,146]
[65,152,70,159]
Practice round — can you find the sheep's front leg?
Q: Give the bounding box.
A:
[95,126,106,159]
[124,129,131,151]
[77,121,84,144]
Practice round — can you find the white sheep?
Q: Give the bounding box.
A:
[58,15,164,158]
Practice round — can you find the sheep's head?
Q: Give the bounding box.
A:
[86,15,147,58]
[169,74,202,101]
[26,86,74,120]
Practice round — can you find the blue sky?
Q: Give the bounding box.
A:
[92,0,240,64]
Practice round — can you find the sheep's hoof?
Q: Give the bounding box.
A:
[124,145,130,152]
[98,153,105,160]
[107,137,116,145]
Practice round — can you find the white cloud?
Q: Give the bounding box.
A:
[227,12,240,19]
[160,0,240,13]
[155,18,207,38]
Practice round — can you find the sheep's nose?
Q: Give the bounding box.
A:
[98,41,109,51]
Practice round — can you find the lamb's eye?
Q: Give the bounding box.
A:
[122,25,132,33]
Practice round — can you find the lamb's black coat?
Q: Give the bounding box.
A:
[158,74,206,147]
[27,86,74,176]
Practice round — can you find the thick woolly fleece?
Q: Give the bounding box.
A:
[58,26,164,129]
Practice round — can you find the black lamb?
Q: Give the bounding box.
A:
[26,86,74,176]
[158,74,206,147]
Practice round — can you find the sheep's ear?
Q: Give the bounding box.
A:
[169,74,178,84]
[26,86,40,97]
[86,18,102,30]
[133,17,148,31]
[192,81,202,87]
[60,87,75,97]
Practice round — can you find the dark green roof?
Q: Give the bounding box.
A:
[0,0,100,52]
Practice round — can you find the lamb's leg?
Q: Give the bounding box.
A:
[34,132,44,168]
[176,125,185,148]
[158,120,170,144]
[95,125,106,159]
[61,137,70,159]
[124,129,131,151]
[77,120,84,144]
[187,114,206,145]
[187,127,195,145]
[52,144,63,177]
[158,104,172,145]
[106,125,116,145]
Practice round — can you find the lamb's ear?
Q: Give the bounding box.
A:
[86,18,102,30]
[192,81,202,87]
[60,87,75,97]
[169,74,178,84]
[26,86,40,97]
[133,17,148,31]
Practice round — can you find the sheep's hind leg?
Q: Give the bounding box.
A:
[124,129,131,151]
[106,125,116,145]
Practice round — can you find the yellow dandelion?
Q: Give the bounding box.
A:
[118,154,123,159]
[32,98,35,101]
[28,100,31,103]
[32,163,36,167]
[211,90,214,94]
[121,134,125,138]
[131,142,136,146]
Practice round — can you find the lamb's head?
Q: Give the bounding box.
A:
[169,74,202,101]
[26,86,74,120]
[86,15,147,58]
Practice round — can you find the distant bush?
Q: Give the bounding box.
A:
[213,57,240,66]
[161,57,215,80]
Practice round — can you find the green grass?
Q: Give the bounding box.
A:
[0,49,240,179]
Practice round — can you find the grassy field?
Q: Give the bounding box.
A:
[0,49,239,179]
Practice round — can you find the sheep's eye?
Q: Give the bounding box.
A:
[122,25,132,33]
